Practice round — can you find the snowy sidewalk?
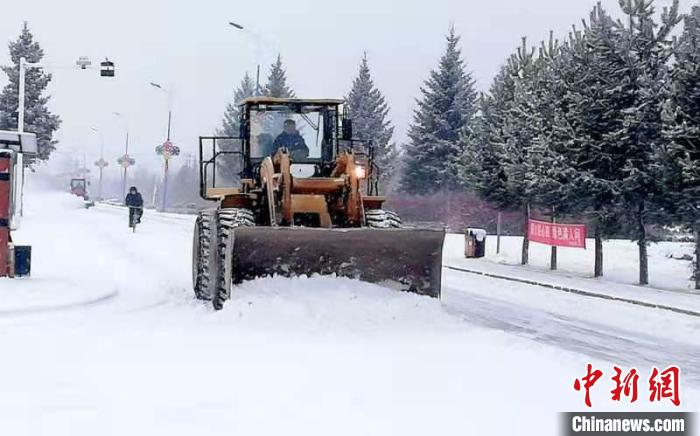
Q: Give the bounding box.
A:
[445,259,700,317]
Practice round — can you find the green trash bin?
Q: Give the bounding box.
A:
[14,245,31,276]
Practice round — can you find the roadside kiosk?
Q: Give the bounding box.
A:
[0,130,37,277]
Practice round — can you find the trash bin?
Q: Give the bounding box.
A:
[464,228,486,258]
[14,245,31,276]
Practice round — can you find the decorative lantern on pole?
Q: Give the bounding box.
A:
[117,154,136,202]
[155,140,180,211]
[94,157,108,200]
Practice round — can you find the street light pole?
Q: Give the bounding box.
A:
[91,127,107,201]
[18,57,26,132]
[113,112,130,200]
[16,56,43,217]
[16,56,45,131]
[150,82,172,140]
[228,21,265,96]
[150,82,174,212]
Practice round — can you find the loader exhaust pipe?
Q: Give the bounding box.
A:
[229,227,444,298]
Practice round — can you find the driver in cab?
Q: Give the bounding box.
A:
[273,119,309,160]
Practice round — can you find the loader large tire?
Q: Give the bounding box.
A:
[365,209,402,229]
[192,210,217,300]
[212,208,255,310]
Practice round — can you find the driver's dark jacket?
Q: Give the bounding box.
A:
[272,131,309,158]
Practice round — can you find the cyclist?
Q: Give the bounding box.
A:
[125,186,144,228]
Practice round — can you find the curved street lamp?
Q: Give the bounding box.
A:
[113,112,133,200]
[150,82,177,211]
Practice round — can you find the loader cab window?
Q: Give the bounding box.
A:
[249,109,324,161]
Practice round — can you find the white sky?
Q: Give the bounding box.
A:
[0,0,695,172]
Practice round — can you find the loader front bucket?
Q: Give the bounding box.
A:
[230,227,445,298]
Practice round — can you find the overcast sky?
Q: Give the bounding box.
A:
[0,0,695,172]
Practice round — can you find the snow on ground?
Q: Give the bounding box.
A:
[449,233,697,292]
[1,182,699,436]
[444,234,700,315]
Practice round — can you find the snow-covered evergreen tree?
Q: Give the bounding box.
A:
[400,26,478,195]
[463,68,518,211]
[0,22,61,164]
[215,72,256,183]
[662,5,700,289]
[546,4,642,278]
[262,55,296,139]
[216,72,256,137]
[465,38,538,264]
[512,35,572,214]
[264,55,295,98]
[610,0,680,285]
[511,35,582,269]
[345,53,397,190]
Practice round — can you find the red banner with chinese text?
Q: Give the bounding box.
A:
[528,219,586,248]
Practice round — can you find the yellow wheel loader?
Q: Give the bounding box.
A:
[193,97,444,310]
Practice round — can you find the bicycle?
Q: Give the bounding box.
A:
[128,206,143,232]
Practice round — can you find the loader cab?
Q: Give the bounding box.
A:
[198,97,380,214]
[239,97,343,178]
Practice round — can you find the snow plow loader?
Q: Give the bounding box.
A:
[193,97,444,309]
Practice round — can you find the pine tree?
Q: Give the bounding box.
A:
[610,0,680,285]
[400,26,478,195]
[511,35,583,269]
[262,55,296,139]
[662,5,700,289]
[215,72,256,183]
[0,22,61,164]
[465,38,538,264]
[548,4,641,278]
[463,68,518,211]
[217,72,256,137]
[549,0,679,284]
[346,53,397,190]
[264,55,295,98]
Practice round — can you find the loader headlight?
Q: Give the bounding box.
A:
[354,166,366,179]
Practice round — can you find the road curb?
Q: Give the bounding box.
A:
[445,265,700,318]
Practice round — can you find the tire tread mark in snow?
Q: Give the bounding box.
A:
[445,265,700,318]
[0,289,119,317]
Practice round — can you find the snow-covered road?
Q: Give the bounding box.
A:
[1,186,698,436]
[444,274,700,385]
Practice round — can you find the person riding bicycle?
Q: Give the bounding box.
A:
[125,186,144,227]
